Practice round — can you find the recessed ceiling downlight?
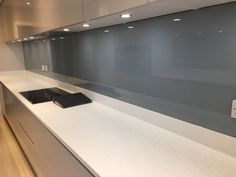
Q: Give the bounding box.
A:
[63,28,70,32]
[83,23,90,28]
[26,2,31,5]
[121,13,131,19]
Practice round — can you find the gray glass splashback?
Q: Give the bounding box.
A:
[23,2,236,137]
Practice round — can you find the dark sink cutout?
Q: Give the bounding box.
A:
[20,87,70,104]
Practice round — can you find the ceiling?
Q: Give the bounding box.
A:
[55,0,236,32]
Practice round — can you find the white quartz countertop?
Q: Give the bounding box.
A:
[1,71,236,177]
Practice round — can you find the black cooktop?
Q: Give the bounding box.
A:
[20,87,70,104]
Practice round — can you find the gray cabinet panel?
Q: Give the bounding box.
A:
[2,86,15,126]
[0,84,6,117]
[2,86,32,159]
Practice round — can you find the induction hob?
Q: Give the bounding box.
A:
[20,87,70,104]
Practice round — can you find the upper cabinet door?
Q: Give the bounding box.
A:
[0,0,83,41]
[1,0,148,41]
[103,0,147,15]
[34,0,83,31]
[83,0,104,21]
[148,0,157,3]
[83,0,148,21]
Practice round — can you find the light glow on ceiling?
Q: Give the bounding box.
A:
[173,18,181,22]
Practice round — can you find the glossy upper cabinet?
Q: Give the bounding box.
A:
[148,0,158,3]
[83,0,104,21]
[103,0,147,15]
[0,0,34,41]
[1,0,83,41]
[1,0,149,41]
[83,0,148,21]
[34,0,83,30]
[83,0,193,22]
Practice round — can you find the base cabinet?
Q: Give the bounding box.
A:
[2,85,94,177]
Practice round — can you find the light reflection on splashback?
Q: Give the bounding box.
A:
[23,3,236,137]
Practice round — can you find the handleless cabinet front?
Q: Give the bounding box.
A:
[16,100,94,177]
[2,86,16,128]
[1,86,32,158]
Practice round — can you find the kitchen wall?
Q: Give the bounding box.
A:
[0,9,25,117]
[23,2,236,137]
[0,12,25,71]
